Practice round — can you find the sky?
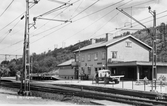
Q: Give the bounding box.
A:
[0,0,167,62]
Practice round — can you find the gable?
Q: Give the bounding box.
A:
[106,35,152,50]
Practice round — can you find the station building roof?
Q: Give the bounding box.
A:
[108,61,167,67]
[74,35,152,52]
[57,59,75,67]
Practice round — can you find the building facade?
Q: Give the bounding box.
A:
[74,34,155,80]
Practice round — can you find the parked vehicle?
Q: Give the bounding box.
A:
[95,69,124,84]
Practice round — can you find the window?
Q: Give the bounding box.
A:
[81,55,84,62]
[102,51,105,60]
[76,55,79,61]
[111,51,117,59]
[126,41,132,47]
[94,53,98,61]
[88,67,91,75]
[88,54,91,61]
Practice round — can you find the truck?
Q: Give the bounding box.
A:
[94,69,124,84]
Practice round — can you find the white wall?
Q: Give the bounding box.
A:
[107,38,150,62]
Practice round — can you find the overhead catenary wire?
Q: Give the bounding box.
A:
[36,3,72,18]
[0,0,15,18]
[71,0,100,19]
[7,0,130,52]
[110,9,167,33]
[30,2,71,35]
[73,0,124,22]
[0,0,75,51]
[70,0,84,18]
[29,0,101,43]
[0,3,35,32]
[62,0,132,42]
[31,0,123,37]
[90,12,120,38]
[2,0,166,53]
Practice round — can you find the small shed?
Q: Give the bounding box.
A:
[57,59,75,79]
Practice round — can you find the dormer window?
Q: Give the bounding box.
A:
[126,41,132,47]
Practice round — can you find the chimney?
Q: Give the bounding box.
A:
[90,38,96,44]
[106,33,113,41]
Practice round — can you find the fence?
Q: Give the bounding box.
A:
[91,79,167,93]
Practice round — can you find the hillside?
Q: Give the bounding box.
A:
[0,23,167,76]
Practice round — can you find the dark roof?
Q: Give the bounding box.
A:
[57,59,75,67]
[74,35,152,52]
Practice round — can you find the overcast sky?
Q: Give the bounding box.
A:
[0,0,167,62]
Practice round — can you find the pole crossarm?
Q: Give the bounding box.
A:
[116,8,147,29]
[48,0,72,5]
[37,17,72,23]
[36,3,72,18]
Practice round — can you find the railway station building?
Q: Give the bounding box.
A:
[73,34,167,81]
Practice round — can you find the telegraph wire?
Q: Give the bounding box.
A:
[73,0,124,22]
[30,1,72,35]
[122,0,157,9]
[71,0,100,19]
[62,0,132,42]
[129,13,167,29]
[0,14,24,43]
[108,9,167,33]
[31,0,121,37]
[31,22,71,44]
[3,0,166,53]
[0,0,74,51]
[36,4,71,18]
[32,23,63,36]
[70,0,84,18]
[13,0,130,52]
[0,3,35,32]
[90,12,120,38]
[0,0,15,18]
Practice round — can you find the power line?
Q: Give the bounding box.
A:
[32,23,63,36]
[9,0,130,53]
[110,9,167,32]
[36,3,71,18]
[90,12,120,38]
[71,0,100,19]
[28,0,125,45]
[0,0,74,52]
[70,0,84,18]
[31,22,71,44]
[73,0,124,22]
[4,1,166,54]
[0,15,24,43]
[0,0,15,18]
[62,0,132,42]
[31,0,122,37]
[0,3,35,32]
[30,5,70,35]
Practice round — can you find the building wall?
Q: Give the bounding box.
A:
[59,66,75,79]
[157,66,167,80]
[76,47,106,79]
[107,38,150,62]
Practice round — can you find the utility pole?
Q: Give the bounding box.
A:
[148,6,157,91]
[18,0,38,96]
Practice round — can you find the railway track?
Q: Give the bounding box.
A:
[0,80,167,106]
